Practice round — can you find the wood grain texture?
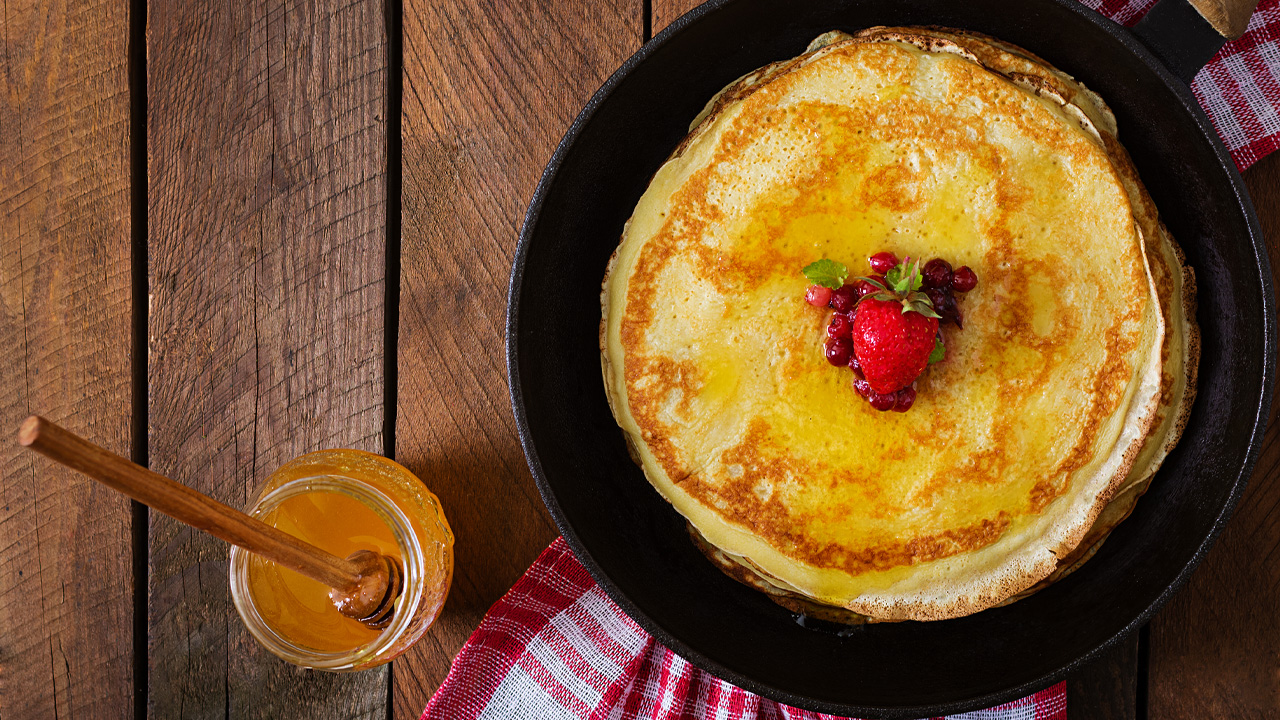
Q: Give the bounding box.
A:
[0,0,133,717]
[394,0,640,714]
[1148,151,1280,720]
[1068,635,1139,720]
[147,0,388,717]
[653,0,703,36]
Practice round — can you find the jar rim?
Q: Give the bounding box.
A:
[229,474,427,670]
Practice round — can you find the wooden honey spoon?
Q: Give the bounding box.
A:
[17,415,402,629]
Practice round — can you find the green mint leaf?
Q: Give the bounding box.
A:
[802,259,848,290]
[928,335,945,364]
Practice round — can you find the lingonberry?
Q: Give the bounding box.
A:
[848,350,863,376]
[869,391,897,411]
[893,386,916,412]
[825,337,853,366]
[951,266,978,293]
[827,314,853,339]
[869,252,899,274]
[829,285,857,312]
[805,285,833,307]
[922,258,953,289]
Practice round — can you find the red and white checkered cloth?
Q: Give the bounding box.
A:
[1082,0,1280,170]
[422,3,1280,718]
[421,539,1067,720]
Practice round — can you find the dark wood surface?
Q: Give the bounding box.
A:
[146,0,388,717]
[393,1,641,715]
[1148,150,1280,720]
[2,0,1280,717]
[0,0,135,717]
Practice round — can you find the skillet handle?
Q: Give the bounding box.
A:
[1131,0,1259,84]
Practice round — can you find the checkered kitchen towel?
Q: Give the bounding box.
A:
[423,2,1280,718]
[421,539,1067,720]
[1083,0,1280,170]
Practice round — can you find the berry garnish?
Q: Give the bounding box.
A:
[892,386,916,412]
[805,285,832,307]
[827,314,853,338]
[869,391,897,411]
[922,258,952,289]
[869,252,900,274]
[852,279,879,298]
[829,285,857,312]
[925,287,949,311]
[951,266,978,292]
[925,288,956,322]
[848,350,863,375]
[852,296,939,394]
[802,253,970,412]
[824,337,853,366]
[853,376,872,398]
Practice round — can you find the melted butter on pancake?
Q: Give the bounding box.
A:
[602,35,1171,620]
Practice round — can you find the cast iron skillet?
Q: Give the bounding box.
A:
[507,0,1276,715]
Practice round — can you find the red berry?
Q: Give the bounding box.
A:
[851,297,940,394]
[869,391,897,411]
[853,376,872,398]
[893,386,916,412]
[824,337,853,366]
[829,285,857,312]
[827,314,853,338]
[852,279,878,298]
[805,285,832,307]
[869,252,899,274]
[848,350,863,375]
[951,266,978,293]
[921,259,953,289]
[927,288,958,325]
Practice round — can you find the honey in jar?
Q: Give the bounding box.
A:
[229,450,453,670]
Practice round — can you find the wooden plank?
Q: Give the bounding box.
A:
[1068,634,1140,720]
[653,0,701,35]
[146,0,388,717]
[393,0,641,714]
[1148,151,1280,719]
[0,0,134,717]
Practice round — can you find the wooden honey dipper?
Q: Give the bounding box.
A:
[18,415,402,629]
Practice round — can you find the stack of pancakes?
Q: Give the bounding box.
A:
[600,27,1198,621]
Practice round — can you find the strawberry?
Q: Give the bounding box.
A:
[851,259,942,394]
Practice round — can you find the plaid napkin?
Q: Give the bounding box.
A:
[1082,0,1280,170]
[423,2,1280,718]
[421,539,1066,720]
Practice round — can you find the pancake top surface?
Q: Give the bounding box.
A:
[601,38,1163,619]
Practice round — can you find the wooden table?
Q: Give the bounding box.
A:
[2,0,1276,717]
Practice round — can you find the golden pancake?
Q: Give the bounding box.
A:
[679,28,1200,622]
[601,30,1176,620]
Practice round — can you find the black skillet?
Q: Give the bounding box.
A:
[507,0,1276,715]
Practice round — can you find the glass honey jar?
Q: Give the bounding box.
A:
[229,449,453,670]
